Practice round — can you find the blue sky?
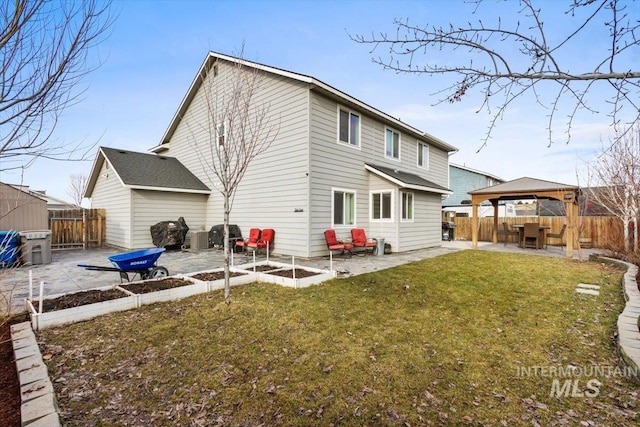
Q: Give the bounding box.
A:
[2,0,630,203]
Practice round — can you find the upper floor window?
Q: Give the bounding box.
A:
[417,142,429,169]
[332,189,356,226]
[401,192,414,221]
[385,128,400,159]
[338,108,360,147]
[216,123,226,147]
[371,191,392,221]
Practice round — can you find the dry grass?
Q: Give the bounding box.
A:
[39,251,639,426]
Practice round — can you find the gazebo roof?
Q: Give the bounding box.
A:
[470,177,578,195]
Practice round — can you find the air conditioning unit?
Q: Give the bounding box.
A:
[190,230,209,250]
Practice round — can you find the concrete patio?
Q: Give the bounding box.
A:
[1,240,600,314]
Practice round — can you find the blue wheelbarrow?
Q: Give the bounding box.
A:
[78,248,169,282]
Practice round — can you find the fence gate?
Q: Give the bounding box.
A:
[49,208,105,249]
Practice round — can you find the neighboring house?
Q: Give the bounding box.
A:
[30,190,78,211]
[0,182,48,231]
[85,52,458,257]
[443,164,506,217]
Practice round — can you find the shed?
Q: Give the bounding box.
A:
[0,182,48,231]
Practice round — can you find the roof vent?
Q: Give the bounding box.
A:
[394,169,399,174]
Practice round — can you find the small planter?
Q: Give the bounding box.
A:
[236,260,336,288]
[119,275,207,307]
[185,268,257,291]
[26,286,137,330]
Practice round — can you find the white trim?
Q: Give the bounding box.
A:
[400,191,414,222]
[123,184,211,195]
[331,187,357,228]
[336,105,361,149]
[417,141,429,170]
[364,164,453,195]
[384,127,401,161]
[370,189,394,223]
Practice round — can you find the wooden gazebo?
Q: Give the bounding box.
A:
[468,177,580,258]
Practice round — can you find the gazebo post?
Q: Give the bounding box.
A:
[471,202,479,249]
[565,196,575,258]
[491,199,499,244]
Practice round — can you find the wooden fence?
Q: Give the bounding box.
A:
[452,216,625,249]
[48,208,106,249]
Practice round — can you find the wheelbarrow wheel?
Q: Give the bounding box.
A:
[149,266,169,278]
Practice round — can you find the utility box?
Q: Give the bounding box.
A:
[190,230,210,250]
[19,230,52,265]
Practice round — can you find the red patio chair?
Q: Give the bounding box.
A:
[350,228,377,255]
[248,228,275,256]
[324,229,352,257]
[236,228,260,253]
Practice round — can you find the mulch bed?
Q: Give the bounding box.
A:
[241,265,321,278]
[120,277,194,294]
[189,271,247,281]
[0,319,23,427]
[248,265,280,272]
[35,288,130,312]
[265,268,320,279]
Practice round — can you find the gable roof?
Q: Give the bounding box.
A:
[469,177,577,194]
[365,163,452,195]
[85,147,211,197]
[150,51,458,155]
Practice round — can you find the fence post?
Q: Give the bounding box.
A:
[83,209,87,250]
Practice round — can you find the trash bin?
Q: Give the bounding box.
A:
[376,237,385,256]
[19,230,52,265]
[442,222,455,241]
[0,230,20,267]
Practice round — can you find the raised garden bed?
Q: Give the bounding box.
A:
[185,268,256,291]
[120,275,207,307]
[27,286,137,330]
[235,260,336,288]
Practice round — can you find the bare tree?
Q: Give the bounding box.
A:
[587,126,640,255]
[352,0,639,149]
[186,51,279,305]
[67,173,88,206]
[0,0,113,172]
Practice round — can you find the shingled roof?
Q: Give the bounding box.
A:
[85,147,210,197]
[365,163,451,194]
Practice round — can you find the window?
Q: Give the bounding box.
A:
[401,192,414,221]
[333,189,355,226]
[417,142,429,169]
[216,123,226,147]
[385,128,400,159]
[371,191,392,220]
[338,108,360,147]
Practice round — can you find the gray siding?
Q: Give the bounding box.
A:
[162,60,312,256]
[130,190,208,249]
[308,92,450,256]
[90,161,132,249]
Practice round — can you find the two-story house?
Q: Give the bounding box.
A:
[85,52,458,257]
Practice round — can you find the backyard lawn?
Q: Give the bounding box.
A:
[39,251,639,426]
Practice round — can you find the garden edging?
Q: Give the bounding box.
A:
[592,255,640,381]
[10,321,60,427]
